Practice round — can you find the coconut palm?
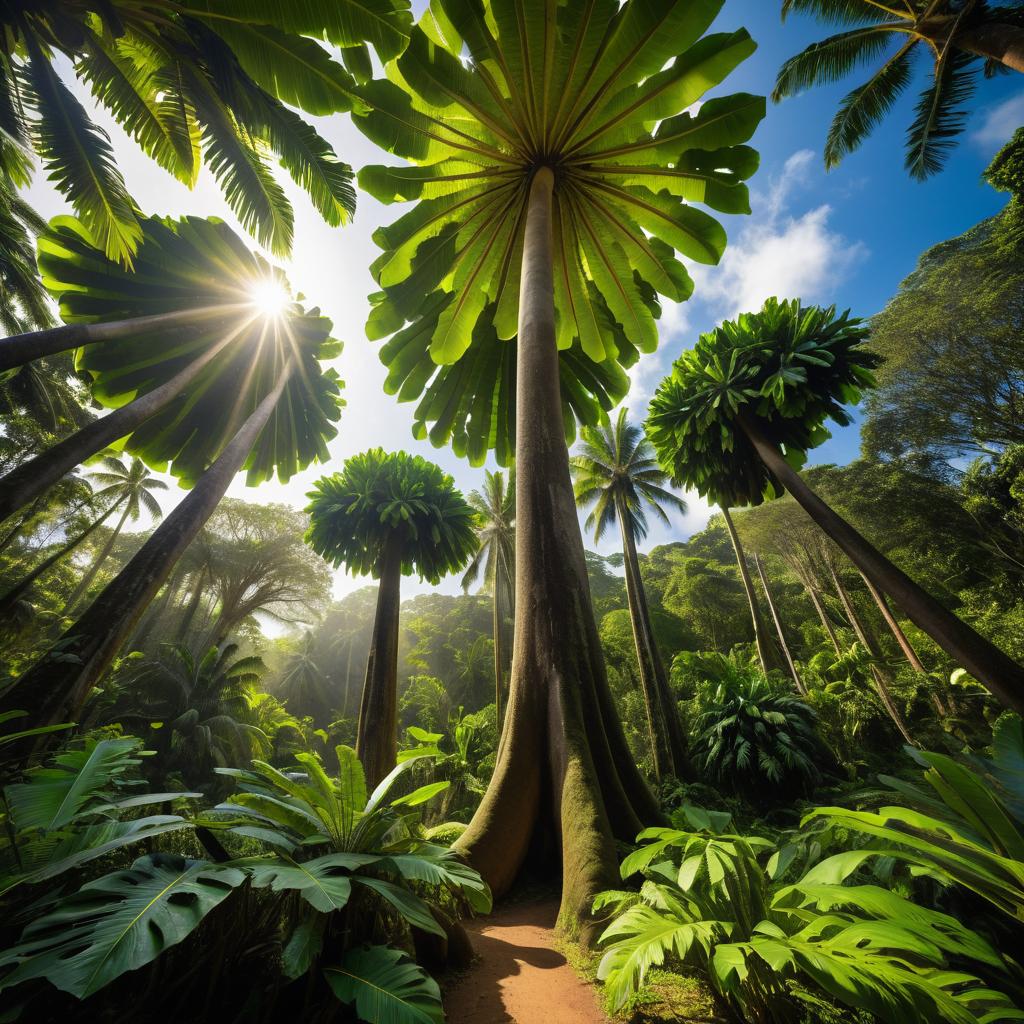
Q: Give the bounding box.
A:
[571,409,689,782]
[0,0,414,263]
[305,450,476,788]
[61,457,168,616]
[773,1,1024,180]
[351,0,764,932]
[0,224,343,734]
[647,296,1024,714]
[461,469,515,721]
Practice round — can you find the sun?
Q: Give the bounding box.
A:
[248,278,291,319]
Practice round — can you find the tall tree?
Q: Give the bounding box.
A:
[0,0,415,263]
[753,552,805,695]
[461,469,516,722]
[721,507,778,675]
[305,450,476,788]
[773,0,1024,179]
[62,457,167,615]
[647,297,1024,715]
[571,408,690,781]
[351,0,764,934]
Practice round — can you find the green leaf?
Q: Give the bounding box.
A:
[244,853,367,912]
[324,945,444,1024]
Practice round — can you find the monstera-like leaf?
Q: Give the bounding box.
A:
[37,215,344,485]
[353,0,764,464]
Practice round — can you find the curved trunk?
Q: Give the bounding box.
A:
[453,168,660,944]
[0,307,240,374]
[722,507,776,675]
[0,501,120,618]
[355,536,404,790]
[0,333,238,522]
[61,501,132,616]
[739,413,1024,716]
[617,494,673,781]
[805,578,842,655]
[753,553,805,696]
[829,562,915,746]
[0,365,292,732]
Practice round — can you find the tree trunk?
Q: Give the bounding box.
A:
[0,501,120,618]
[829,562,915,746]
[175,567,209,644]
[0,307,240,374]
[128,569,185,650]
[722,507,777,675]
[0,364,292,732]
[492,571,504,724]
[807,581,842,655]
[939,18,1024,72]
[753,553,805,696]
[617,494,673,781]
[355,535,404,791]
[739,413,1024,716]
[0,334,238,522]
[61,501,132,616]
[453,167,660,944]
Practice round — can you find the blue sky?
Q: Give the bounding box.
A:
[22,2,1023,603]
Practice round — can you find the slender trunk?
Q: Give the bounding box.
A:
[0,333,238,522]
[618,494,673,781]
[342,639,354,719]
[829,562,915,746]
[739,413,1024,716]
[0,306,241,374]
[807,581,842,655]
[454,167,660,944]
[0,495,48,553]
[753,554,805,696]
[492,570,503,724]
[175,567,209,644]
[0,364,292,731]
[0,501,120,618]
[722,507,776,675]
[61,502,132,616]
[355,536,404,790]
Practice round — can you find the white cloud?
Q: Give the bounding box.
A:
[973,92,1024,149]
[697,148,867,318]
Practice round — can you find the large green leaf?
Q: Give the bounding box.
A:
[351,0,763,463]
[0,854,244,999]
[37,215,344,486]
[243,852,376,912]
[324,945,445,1024]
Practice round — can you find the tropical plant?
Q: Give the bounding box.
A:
[0,0,418,263]
[594,816,1022,1023]
[646,296,1024,715]
[352,0,765,932]
[277,632,334,723]
[306,450,476,788]
[0,173,54,333]
[693,676,832,801]
[772,0,1024,179]
[572,408,690,781]
[461,469,515,721]
[0,219,344,734]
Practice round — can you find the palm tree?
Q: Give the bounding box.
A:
[461,469,515,722]
[0,1,414,263]
[773,1,1024,180]
[305,450,476,788]
[647,296,1024,714]
[0,236,343,735]
[276,632,333,723]
[61,457,167,616]
[571,409,689,781]
[0,174,55,333]
[351,0,764,932]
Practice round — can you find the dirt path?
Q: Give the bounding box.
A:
[443,899,609,1024]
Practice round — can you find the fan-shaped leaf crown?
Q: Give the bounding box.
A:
[37,214,344,487]
[305,449,477,583]
[646,297,878,508]
[353,0,765,465]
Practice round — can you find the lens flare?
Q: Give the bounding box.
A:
[249,279,291,319]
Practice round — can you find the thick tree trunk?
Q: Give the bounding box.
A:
[0,366,291,731]
[0,307,240,374]
[722,507,777,675]
[61,502,132,616]
[355,536,404,791]
[0,501,119,618]
[753,553,805,696]
[739,414,1024,716]
[0,334,237,522]
[939,19,1024,73]
[454,167,660,944]
[617,495,673,781]
[829,562,915,746]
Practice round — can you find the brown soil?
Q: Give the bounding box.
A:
[443,899,609,1024]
